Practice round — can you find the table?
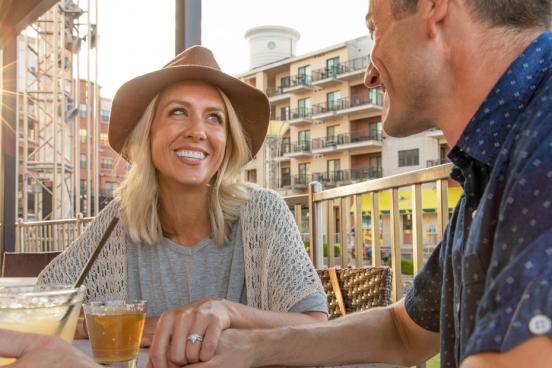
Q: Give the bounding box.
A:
[0,277,37,286]
[73,339,403,368]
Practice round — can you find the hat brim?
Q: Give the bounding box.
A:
[108,65,270,159]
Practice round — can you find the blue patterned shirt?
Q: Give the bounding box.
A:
[405,32,552,367]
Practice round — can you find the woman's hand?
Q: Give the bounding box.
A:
[141,316,160,348]
[147,298,232,368]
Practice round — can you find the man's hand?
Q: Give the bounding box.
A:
[141,316,160,348]
[0,329,100,368]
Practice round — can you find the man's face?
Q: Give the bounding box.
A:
[365,0,444,137]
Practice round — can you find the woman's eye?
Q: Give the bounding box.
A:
[169,108,187,116]
[208,114,223,124]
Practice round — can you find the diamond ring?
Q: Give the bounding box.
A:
[187,333,204,343]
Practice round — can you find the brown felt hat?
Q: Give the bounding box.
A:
[108,46,270,158]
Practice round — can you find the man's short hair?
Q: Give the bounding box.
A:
[391,0,551,29]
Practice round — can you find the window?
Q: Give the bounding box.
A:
[100,133,109,146]
[246,169,257,183]
[79,104,87,118]
[80,154,87,169]
[369,87,383,105]
[281,167,291,187]
[297,65,311,85]
[326,91,341,111]
[80,129,87,144]
[298,163,310,184]
[101,157,113,170]
[280,76,290,88]
[326,57,340,77]
[369,121,383,140]
[297,98,311,117]
[398,149,420,167]
[280,106,290,121]
[327,159,340,173]
[105,182,118,194]
[327,126,336,139]
[101,109,110,122]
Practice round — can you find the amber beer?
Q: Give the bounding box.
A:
[83,301,147,364]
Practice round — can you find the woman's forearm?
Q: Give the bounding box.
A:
[224,299,327,329]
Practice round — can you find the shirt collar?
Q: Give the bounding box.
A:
[451,32,552,168]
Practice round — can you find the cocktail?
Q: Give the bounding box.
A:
[0,284,85,365]
[83,300,146,366]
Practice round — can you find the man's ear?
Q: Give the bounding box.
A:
[421,0,449,38]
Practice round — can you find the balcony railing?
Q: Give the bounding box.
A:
[283,74,313,91]
[292,174,312,188]
[350,166,383,181]
[278,141,292,156]
[312,131,383,150]
[290,140,311,153]
[426,159,449,167]
[312,170,349,185]
[15,215,94,252]
[312,94,382,117]
[282,163,455,303]
[266,87,287,97]
[288,107,313,124]
[311,56,370,82]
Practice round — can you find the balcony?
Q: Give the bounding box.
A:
[312,170,349,187]
[275,141,291,162]
[283,74,314,94]
[350,166,383,181]
[311,131,383,154]
[311,67,341,87]
[266,86,291,104]
[311,94,382,121]
[291,174,312,189]
[288,107,313,126]
[426,158,449,168]
[281,173,292,188]
[335,55,370,81]
[284,140,312,158]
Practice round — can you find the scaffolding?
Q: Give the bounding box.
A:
[16,0,99,221]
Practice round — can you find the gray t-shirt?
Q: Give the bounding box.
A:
[127,222,328,317]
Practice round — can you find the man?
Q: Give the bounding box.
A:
[184,0,552,367]
[0,329,100,367]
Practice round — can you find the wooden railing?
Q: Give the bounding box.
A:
[15,214,94,252]
[283,163,454,302]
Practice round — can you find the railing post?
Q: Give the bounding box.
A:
[370,192,381,267]
[339,197,349,267]
[309,182,323,269]
[294,205,302,233]
[16,218,24,253]
[412,184,424,274]
[327,199,335,267]
[390,188,403,301]
[354,194,364,267]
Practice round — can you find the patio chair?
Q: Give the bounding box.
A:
[1,251,61,277]
[318,266,393,320]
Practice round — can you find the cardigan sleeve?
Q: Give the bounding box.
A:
[37,201,128,302]
[242,188,326,312]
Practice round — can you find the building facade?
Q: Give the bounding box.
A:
[237,34,458,259]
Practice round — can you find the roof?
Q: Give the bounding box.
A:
[0,0,59,48]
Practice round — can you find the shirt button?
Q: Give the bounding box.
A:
[529,315,551,335]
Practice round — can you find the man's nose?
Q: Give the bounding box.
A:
[364,61,381,88]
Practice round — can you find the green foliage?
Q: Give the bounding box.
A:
[387,257,414,275]
[303,241,341,257]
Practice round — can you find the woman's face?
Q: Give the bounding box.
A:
[150,80,228,190]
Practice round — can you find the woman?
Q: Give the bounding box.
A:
[38,46,327,367]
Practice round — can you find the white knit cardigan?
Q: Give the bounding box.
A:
[37,188,324,313]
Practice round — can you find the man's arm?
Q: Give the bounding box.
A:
[461,337,552,368]
[188,299,440,368]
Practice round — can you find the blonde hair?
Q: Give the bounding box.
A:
[115,88,252,246]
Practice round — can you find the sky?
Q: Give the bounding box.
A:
[96,0,370,98]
